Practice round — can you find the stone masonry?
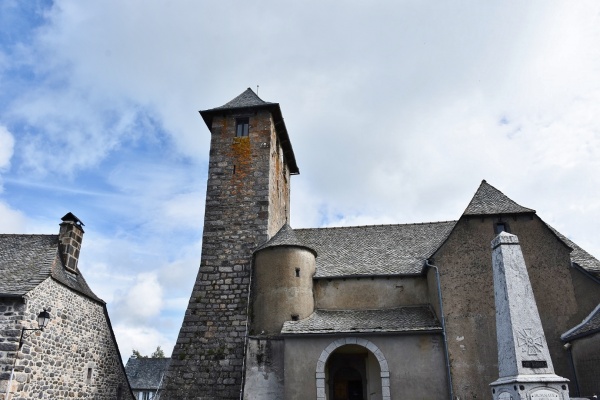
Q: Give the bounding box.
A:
[0,299,26,392]
[1,277,132,399]
[162,90,294,399]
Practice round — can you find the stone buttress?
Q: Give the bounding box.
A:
[161,89,298,399]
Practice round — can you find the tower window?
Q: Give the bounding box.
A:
[236,118,249,137]
[291,314,299,321]
[295,268,300,277]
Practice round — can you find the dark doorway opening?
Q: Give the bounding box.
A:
[328,345,367,400]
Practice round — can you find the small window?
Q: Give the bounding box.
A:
[87,368,92,380]
[295,268,300,277]
[291,314,299,321]
[495,222,508,234]
[236,118,249,137]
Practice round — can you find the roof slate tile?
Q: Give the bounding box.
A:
[0,234,101,302]
[281,306,441,335]
[561,304,600,341]
[463,180,535,216]
[125,358,171,390]
[292,221,456,277]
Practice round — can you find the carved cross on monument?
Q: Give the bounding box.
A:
[490,232,570,400]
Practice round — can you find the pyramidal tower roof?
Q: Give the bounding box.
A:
[255,224,316,255]
[199,88,299,174]
[212,88,275,110]
[463,180,535,216]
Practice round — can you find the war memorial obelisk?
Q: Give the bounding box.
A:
[490,232,570,400]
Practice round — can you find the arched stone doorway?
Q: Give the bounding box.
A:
[315,337,390,400]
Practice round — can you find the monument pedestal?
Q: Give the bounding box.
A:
[491,374,569,400]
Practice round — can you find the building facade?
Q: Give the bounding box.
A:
[0,213,133,400]
[162,89,600,399]
[125,357,170,399]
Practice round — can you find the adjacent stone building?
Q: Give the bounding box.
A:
[162,88,600,399]
[0,213,133,400]
[125,357,170,399]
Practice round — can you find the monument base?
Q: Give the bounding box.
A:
[490,375,570,400]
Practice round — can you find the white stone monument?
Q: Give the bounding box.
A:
[490,232,570,400]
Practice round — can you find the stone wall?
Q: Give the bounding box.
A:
[0,298,26,395]
[314,276,429,310]
[252,247,315,335]
[433,214,600,398]
[283,334,448,400]
[0,277,132,399]
[570,332,600,397]
[242,338,284,400]
[163,109,290,399]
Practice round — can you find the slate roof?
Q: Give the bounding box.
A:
[546,224,600,279]
[279,221,456,277]
[255,223,315,253]
[561,303,600,341]
[125,357,171,390]
[281,306,442,335]
[199,88,299,174]
[463,180,535,216]
[209,88,276,110]
[0,234,101,302]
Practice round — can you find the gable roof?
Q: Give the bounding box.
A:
[125,357,171,390]
[463,180,535,216]
[281,306,441,335]
[200,88,299,174]
[561,303,600,341]
[0,234,101,302]
[259,221,456,278]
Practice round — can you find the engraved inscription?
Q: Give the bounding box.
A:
[522,360,547,368]
[530,388,559,399]
[517,328,543,355]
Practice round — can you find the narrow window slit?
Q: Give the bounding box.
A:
[295,268,300,277]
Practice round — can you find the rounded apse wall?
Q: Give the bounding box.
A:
[252,246,316,335]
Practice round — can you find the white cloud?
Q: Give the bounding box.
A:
[0,125,14,170]
[0,201,26,233]
[111,272,163,324]
[112,324,172,360]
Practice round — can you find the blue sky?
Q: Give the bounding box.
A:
[1,1,600,360]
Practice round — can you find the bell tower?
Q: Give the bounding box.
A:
[162,88,299,399]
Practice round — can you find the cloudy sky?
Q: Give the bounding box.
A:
[1,1,599,360]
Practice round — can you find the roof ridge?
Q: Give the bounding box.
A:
[295,220,457,231]
[316,305,432,312]
[0,234,58,237]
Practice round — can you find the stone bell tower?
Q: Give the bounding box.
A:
[161,88,299,399]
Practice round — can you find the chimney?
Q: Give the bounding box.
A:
[59,212,85,273]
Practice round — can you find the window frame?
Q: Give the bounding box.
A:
[235,117,249,137]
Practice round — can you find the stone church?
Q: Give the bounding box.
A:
[161,89,600,399]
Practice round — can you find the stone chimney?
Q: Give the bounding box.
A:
[59,212,85,273]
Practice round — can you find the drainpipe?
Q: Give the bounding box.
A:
[239,258,254,400]
[564,342,580,397]
[426,259,454,400]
